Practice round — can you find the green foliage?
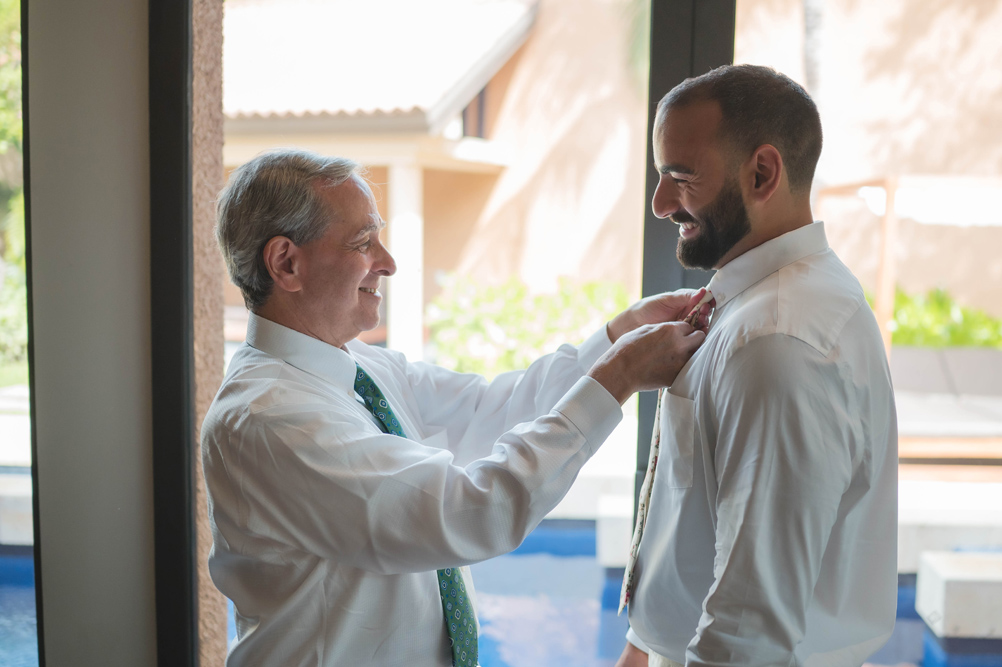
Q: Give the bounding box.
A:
[0,0,20,154]
[2,188,23,268]
[0,249,27,364]
[0,358,25,387]
[887,288,1002,348]
[0,0,24,368]
[0,190,26,365]
[624,0,651,92]
[427,275,630,379]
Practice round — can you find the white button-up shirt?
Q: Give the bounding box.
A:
[626,222,898,666]
[202,313,622,666]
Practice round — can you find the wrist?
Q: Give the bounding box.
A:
[607,309,638,344]
[588,351,633,405]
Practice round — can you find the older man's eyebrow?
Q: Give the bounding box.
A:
[658,163,695,175]
[350,218,385,240]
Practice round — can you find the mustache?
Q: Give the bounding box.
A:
[670,209,695,224]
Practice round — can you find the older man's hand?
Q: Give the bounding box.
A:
[608,288,714,342]
[589,320,705,404]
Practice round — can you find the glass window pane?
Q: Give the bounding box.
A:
[0,0,35,664]
[218,0,651,663]
[735,2,1002,665]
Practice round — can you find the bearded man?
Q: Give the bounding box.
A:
[615,65,898,667]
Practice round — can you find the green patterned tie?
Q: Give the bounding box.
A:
[354,363,479,667]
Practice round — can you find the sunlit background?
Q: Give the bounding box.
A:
[2,1,1002,665]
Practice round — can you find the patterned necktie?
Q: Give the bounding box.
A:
[354,363,479,667]
[618,388,664,615]
[619,290,714,614]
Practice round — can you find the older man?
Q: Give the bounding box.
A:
[616,65,898,667]
[202,149,712,666]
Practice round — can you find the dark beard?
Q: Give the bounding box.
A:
[675,178,751,270]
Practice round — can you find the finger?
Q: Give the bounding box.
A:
[695,302,713,331]
[682,290,715,326]
[662,320,695,334]
[679,288,707,318]
[644,289,700,323]
[679,330,706,354]
[685,327,706,342]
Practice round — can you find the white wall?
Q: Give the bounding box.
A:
[27,0,157,664]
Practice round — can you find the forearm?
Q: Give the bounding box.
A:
[420,326,613,460]
[220,377,622,575]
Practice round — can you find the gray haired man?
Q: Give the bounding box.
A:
[202,149,713,666]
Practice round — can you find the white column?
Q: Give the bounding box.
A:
[386,162,425,361]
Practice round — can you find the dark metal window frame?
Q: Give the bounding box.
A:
[21,0,43,663]
[149,0,199,665]
[636,0,736,505]
[22,0,198,664]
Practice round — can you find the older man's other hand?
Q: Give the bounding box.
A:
[589,320,705,404]
[608,288,714,342]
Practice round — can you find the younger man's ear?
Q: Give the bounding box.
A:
[261,236,304,294]
[748,144,783,203]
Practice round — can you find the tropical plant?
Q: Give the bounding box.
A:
[427,275,631,379]
[888,288,1002,348]
[0,0,24,370]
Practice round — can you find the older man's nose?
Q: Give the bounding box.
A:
[376,242,397,276]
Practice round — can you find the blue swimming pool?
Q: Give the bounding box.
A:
[0,551,39,667]
[3,523,926,666]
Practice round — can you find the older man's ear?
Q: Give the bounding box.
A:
[262,235,304,295]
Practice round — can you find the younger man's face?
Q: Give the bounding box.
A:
[652,100,751,271]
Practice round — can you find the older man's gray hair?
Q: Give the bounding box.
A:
[216,149,362,309]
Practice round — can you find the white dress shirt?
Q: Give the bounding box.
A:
[626,222,898,666]
[201,313,622,667]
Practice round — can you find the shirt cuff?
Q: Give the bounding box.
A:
[553,376,622,456]
[626,626,650,653]
[576,325,614,372]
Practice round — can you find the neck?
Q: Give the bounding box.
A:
[714,200,814,269]
[255,298,349,349]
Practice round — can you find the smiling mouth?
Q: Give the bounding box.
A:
[359,287,378,294]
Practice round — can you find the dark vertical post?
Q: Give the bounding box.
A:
[149,0,198,665]
[636,0,736,508]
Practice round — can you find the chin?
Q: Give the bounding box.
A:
[359,314,381,334]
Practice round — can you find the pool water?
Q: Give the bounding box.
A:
[2,523,925,666]
[0,552,39,667]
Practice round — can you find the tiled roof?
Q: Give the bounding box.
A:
[224,0,537,132]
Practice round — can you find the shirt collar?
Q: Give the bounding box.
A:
[706,221,829,309]
[246,312,358,395]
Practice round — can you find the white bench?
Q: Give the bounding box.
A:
[916,551,1002,639]
[899,480,1002,573]
[0,472,33,546]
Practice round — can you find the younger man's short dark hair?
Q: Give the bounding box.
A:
[659,64,823,194]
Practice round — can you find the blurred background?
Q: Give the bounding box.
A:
[3,1,1001,665]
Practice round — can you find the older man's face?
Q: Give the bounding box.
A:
[295,176,396,346]
[651,100,751,270]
